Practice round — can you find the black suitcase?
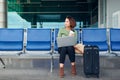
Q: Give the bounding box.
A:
[83,45,99,78]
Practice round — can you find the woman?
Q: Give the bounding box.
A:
[58,16,77,78]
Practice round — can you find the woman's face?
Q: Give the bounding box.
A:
[64,18,70,28]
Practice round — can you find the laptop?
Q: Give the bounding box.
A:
[57,36,77,47]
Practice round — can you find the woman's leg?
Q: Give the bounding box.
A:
[58,47,67,78]
[59,47,67,66]
[67,46,76,75]
[67,46,75,64]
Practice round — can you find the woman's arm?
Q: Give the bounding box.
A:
[58,28,62,37]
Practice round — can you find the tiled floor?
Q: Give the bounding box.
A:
[0,56,119,80]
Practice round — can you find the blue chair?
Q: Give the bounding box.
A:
[110,28,120,51]
[0,28,24,68]
[0,29,24,51]
[26,29,51,51]
[26,28,53,72]
[82,28,108,51]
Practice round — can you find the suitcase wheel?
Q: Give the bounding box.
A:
[96,75,99,78]
[85,75,90,78]
[3,66,5,69]
[85,74,99,78]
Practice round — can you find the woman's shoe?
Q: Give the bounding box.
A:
[71,65,77,76]
[59,67,64,78]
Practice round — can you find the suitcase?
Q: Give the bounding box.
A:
[83,45,99,78]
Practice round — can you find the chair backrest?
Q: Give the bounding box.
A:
[75,28,80,43]
[82,28,108,51]
[0,28,24,51]
[54,28,59,50]
[110,28,120,51]
[26,28,51,51]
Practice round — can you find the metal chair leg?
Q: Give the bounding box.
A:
[50,55,54,72]
[0,58,5,68]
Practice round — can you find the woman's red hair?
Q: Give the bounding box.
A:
[66,16,76,29]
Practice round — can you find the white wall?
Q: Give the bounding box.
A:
[107,0,120,28]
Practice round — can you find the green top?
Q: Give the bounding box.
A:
[57,27,77,41]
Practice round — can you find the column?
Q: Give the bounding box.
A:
[0,0,7,28]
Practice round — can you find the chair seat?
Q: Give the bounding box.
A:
[26,43,51,51]
[111,43,120,51]
[97,44,108,51]
[0,42,23,51]
[84,42,108,51]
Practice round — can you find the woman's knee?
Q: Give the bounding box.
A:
[67,46,74,50]
[67,46,75,58]
[67,46,75,53]
[59,47,67,64]
[58,47,67,53]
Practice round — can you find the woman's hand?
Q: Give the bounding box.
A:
[69,33,74,36]
[69,30,74,36]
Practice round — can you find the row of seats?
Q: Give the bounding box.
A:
[0,28,120,55]
[83,28,120,52]
[0,28,120,71]
[54,28,120,52]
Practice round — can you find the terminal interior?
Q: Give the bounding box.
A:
[0,0,119,80]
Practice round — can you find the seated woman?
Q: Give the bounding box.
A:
[58,16,84,78]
